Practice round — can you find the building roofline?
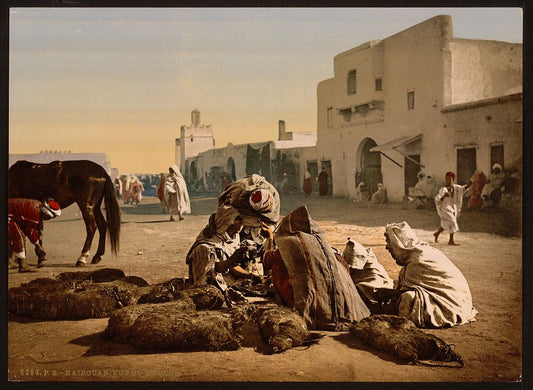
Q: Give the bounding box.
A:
[334,40,382,60]
[441,93,522,113]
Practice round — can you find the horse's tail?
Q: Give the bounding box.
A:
[104,175,121,255]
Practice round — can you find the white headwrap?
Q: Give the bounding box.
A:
[385,221,420,254]
[342,238,370,269]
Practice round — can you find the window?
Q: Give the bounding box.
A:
[457,148,477,184]
[327,107,333,128]
[339,108,352,122]
[375,78,382,91]
[490,144,504,169]
[407,91,415,110]
[347,70,357,95]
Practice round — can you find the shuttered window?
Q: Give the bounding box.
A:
[375,78,382,91]
[407,91,415,110]
[347,70,357,95]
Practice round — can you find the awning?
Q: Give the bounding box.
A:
[370,134,424,168]
[370,133,422,152]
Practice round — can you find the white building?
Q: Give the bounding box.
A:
[316,15,522,202]
[175,109,215,171]
[183,120,317,193]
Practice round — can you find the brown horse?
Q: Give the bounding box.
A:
[8,160,121,267]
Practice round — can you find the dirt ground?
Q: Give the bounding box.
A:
[7,193,522,382]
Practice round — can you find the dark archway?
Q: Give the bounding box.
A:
[226,157,236,181]
[356,138,382,195]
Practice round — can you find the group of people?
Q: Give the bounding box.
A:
[182,174,476,329]
[412,163,512,211]
[115,174,145,205]
[301,168,330,197]
[7,165,481,330]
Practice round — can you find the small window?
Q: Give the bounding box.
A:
[490,145,504,169]
[375,78,382,91]
[327,107,333,128]
[407,91,415,110]
[347,70,357,95]
[339,108,352,122]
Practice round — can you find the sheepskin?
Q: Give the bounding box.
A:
[105,302,240,352]
[349,314,463,366]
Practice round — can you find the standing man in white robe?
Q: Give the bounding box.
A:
[163,164,191,221]
[433,171,472,245]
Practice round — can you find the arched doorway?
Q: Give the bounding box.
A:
[226,157,236,181]
[356,138,382,196]
[189,161,198,185]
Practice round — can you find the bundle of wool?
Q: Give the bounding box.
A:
[105,302,240,352]
[57,268,127,284]
[250,304,323,354]
[8,276,145,320]
[105,300,196,344]
[349,314,463,366]
[139,283,224,310]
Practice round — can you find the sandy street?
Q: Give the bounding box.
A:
[7,193,522,382]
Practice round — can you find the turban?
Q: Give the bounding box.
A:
[42,199,61,218]
[385,221,420,253]
[492,163,502,171]
[445,171,456,180]
[342,238,370,269]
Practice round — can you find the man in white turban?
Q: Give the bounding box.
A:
[383,221,477,328]
[342,237,394,308]
[163,165,191,221]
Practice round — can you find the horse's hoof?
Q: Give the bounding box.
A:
[91,257,102,264]
[38,260,48,268]
[76,261,86,267]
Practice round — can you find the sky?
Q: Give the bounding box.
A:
[9,7,523,174]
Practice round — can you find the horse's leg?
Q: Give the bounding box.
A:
[76,206,97,267]
[35,222,47,267]
[91,204,107,264]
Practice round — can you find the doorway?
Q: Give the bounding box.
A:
[457,148,477,185]
[357,138,382,195]
[404,154,421,197]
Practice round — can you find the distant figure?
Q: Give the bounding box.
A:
[163,164,191,221]
[303,170,312,196]
[318,168,329,197]
[156,173,165,203]
[468,170,487,209]
[482,163,506,208]
[371,183,388,204]
[279,172,289,194]
[114,177,123,200]
[8,198,61,272]
[121,175,133,204]
[131,178,144,205]
[433,171,472,245]
[354,182,368,202]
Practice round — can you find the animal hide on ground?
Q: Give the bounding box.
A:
[349,314,463,367]
[105,302,240,352]
[138,282,225,310]
[8,276,143,320]
[250,304,323,354]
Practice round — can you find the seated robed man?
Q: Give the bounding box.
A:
[379,221,477,328]
[185,175,280,306]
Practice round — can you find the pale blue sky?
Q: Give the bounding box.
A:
[9,7,523,173]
